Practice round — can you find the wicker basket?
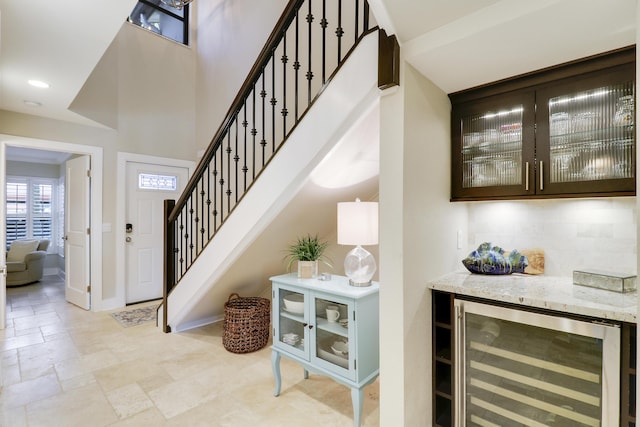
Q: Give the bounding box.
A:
[223,293,271,353]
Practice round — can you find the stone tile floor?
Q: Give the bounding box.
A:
[1,276,379,426]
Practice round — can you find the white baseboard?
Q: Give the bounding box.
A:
[44,267,63,277]
[100,297,126,311]
[172,315,222,332]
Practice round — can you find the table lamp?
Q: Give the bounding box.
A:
[337,198,378,286]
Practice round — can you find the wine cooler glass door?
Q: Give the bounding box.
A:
[455,299,620,426]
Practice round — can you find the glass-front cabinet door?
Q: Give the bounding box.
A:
[452,90,536,199]
[275,286,308,359]
[312,296,354,379]
[455,299,621,426]
[537,64,635,195]
[451,46,635,201]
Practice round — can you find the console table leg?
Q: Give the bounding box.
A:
[351,387,364,427]
[271,351,281,397]
[303,368,309,379]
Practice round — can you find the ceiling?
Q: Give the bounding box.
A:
[0,0,636,162]
[372,0,637,94]
[0,0,137,126]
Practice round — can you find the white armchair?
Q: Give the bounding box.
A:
[6,239,50,287]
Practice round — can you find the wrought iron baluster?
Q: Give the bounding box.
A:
[206,164,211,240]
[226,131,232,215]
[363,1,369,32]
[242,100,248,192]
[294,10,300,120]
[174,211,180,284]
[321,0,327,84]
[212,152,218,231]
[234,119,239,203]
[195,179,200,253]
[271,52,276,153]
[355,0,359,43]
[179,211,184,277]
[261,72,267,166]
[219,145,225,223]
[281,32,288,139]
[306,0,314,106]
[336,0,343,62]
[188,195,194,267]
[251,84,257,180]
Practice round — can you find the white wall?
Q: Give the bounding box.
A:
[195,0,288,148]
[6,161,60,178]
[379,63,466,425]
[465,198,637,277]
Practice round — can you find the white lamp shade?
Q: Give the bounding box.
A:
[337,201,378,246]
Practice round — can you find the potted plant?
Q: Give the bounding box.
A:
[285,234,333,278]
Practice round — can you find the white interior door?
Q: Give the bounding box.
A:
[65,155,91,310]
[126,162,189,304]
[0,239,6,330]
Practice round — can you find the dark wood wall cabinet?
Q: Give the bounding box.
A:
[450,46,636,201]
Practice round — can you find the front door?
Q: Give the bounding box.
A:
[125,162,189,304]
[65,155,91,310]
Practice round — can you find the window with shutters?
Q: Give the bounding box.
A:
[6,177,57,251]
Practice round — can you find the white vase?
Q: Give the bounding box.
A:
[297,260,318,278]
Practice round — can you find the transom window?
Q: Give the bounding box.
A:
[138,173,178,191]
[128,0,190,45]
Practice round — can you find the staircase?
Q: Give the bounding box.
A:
[160,0,398,332]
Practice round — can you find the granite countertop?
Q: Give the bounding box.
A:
[427,271,637,323]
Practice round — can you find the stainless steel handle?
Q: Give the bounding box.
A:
[540,160,544,191]
[454,301,465,423]
[525,161,529,191]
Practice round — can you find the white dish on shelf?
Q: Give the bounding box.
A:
[318,347,348,368]
[282,306,304,315]
[283,294,304,314]
[330,340,349,357]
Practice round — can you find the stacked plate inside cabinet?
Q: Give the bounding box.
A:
[282,332,300,346]
[331,340,349,358]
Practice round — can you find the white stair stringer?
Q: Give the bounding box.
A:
[165,32,381,332]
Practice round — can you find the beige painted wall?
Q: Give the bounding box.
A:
[379,63,467,424]
[195,0,288,149]
[0,19,200,302]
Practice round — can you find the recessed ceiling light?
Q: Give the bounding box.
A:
[24,100,42,107]
[28,79,50,89]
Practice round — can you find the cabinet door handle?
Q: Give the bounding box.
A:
[540,161,544,191]
[302,323,308,328]
[308,325,314,330]
[525,161,529,191]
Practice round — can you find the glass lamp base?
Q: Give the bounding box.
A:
[344,245,376,287]
[348,279,372,287]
